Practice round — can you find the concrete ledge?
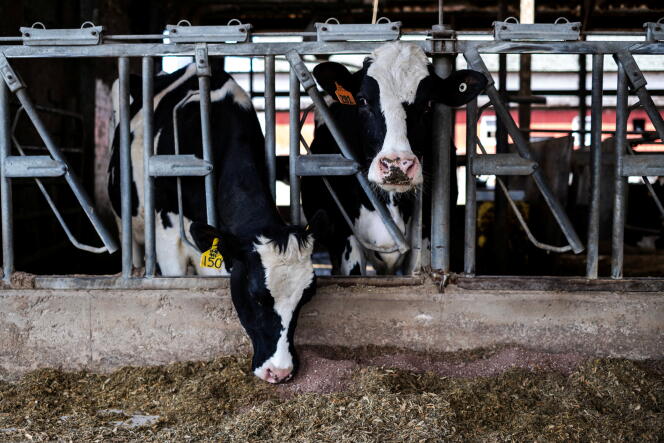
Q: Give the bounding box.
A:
[1,282,662,376]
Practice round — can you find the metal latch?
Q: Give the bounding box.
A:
[644,18,664,42]
[315,17,401,42]
[295,154,360,176]
[165,19,252,43]
[472,153,537,176]
[493,17,580,41]
[148,155,213,177]
[20,22,103,46]
[4,156,67,178]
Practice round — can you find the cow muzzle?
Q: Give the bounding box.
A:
[370,152,421,191]
[256,364,294,384]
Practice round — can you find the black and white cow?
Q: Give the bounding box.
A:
[302,42,486,274]
[107,61,327,383]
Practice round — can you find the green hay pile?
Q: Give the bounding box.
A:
[1,353,662,442]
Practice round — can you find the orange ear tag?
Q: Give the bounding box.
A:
[334,82,356,105]
[200,237,224,269]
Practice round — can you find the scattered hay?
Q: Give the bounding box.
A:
[0,348,662,441]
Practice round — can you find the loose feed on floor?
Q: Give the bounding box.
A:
[1,346,662,442]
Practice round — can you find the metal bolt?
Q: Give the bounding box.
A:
[321,27,328,31]
[24,32,30,37]
[171,29,178,33]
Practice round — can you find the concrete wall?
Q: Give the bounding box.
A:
[1,280,663,376]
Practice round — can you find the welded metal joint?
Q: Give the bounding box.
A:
[615,51,647,90]
[0,53,24,92]
[285,51,317,91]
[195,44,211,77]
[462,48,496,87]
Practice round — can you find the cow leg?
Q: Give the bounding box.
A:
[339,236,366,276]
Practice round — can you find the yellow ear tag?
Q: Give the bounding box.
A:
[334,82,356,105]
[200,238,224,269]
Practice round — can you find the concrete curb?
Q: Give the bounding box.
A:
[1,282,662,376]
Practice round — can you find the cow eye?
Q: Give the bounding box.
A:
[458,82,468,93]
[357,97,368,106]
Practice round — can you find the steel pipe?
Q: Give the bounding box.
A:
[586,54,603,279]
[611,66,629,279]
[196,50,217,228]
[142,57,156,277]
[0,81,12,282]
[118,57,133,278]
[464,99,478,276]
[289,69,301,225]
[264,55,276,200]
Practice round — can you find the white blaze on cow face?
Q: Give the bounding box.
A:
[366,42,430,192]
[252,234,314,383]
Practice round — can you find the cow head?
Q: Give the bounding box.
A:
[313,42,487,193]
[190,211,327,384]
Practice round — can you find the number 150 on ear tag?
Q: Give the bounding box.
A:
[200,238,224,269]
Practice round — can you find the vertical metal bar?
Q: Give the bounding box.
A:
[431,55,454,272]
[264,55,276,200]
[197,69,217,228]
[611,65,628,279]
[586,54,604,279]
[118,57,133,278]
[405,189,423,274]
[578,54,588,150]
[142,57,156,277]
[464,99,478,276]
[494,52,509,274]
[0,81,12,282]
[289,69,301,225]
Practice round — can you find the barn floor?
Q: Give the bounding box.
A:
[1,345,662,442]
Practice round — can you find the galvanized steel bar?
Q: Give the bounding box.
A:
[586,54,603,279]
[0,80,12,282]
[464,47,584,254]
[118,57,133,278]
[431,55,454,272]
[611,65,629,279]
[286,50,409,253]
[142,57,156,277]
[264,55,277,200]
[3,41,664,59]
[289,69,301,225]
[464,99,478,276]
[195,45,217,228]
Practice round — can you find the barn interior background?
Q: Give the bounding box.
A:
[0,0,663,279]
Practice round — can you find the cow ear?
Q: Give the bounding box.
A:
[305,209,330,242]
[433,69,487,107]
[313,62,356,100]
[190,222,240,270]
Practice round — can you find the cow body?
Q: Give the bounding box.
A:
[302,42,485,275]
[107,62,326,383]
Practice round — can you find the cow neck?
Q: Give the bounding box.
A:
[216,147,284,240]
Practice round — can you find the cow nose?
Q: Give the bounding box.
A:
[264,366,294,384]
[378,153,419,181]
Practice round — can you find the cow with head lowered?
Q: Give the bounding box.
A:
[107,61,327,383]
[302,42,486,275]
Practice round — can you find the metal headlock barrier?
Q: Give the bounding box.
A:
[0,16,663,286]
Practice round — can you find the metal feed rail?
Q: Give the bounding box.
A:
[0,19,662,286]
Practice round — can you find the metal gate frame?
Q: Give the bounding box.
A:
[0,23,663,286]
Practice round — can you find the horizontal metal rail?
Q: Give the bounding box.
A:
[0,40,663,59]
